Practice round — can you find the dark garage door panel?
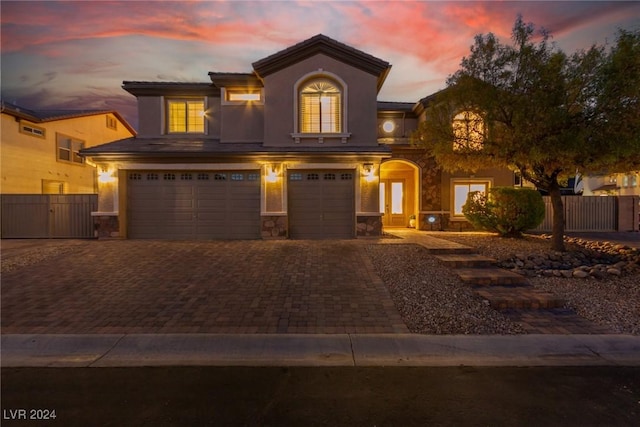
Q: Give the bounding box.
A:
[127,171,260,239]
[288,170,355,239]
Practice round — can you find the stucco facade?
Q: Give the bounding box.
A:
[82,34,515,239]
[1,103,135,194]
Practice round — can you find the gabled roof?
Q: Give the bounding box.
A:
[252,34,391,92]
[0,100,136,135]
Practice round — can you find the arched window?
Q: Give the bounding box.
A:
[453,111,484,151]
[299,78,342,133]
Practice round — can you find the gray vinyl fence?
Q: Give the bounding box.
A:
[534,196,617,232]
[1,194,97,238]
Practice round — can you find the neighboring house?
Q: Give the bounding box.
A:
[1,102,136,194]
[581,172,640,196]
[82,34,515,239]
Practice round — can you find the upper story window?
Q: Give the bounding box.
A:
[106,115,117,130]
[20,121,46,138]
[453,111,484,151]
[300,79,342,133]
[225,88,262,103]
[167,99,205,133]
[56,133,84,164]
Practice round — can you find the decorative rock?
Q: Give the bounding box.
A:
[572,270,589,278]
[560,270,573,278]
[606,268,621,276]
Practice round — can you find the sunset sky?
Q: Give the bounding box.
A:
[2,0,639,129]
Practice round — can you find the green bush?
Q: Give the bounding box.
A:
[462,187,545,237]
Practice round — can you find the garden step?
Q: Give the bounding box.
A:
[455,267,529,286]
[474,287,566,310]
[435,254,496,268]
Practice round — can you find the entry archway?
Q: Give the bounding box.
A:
[379,159,420,228]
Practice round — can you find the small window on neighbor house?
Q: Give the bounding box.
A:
[129,173,142,180]
[164,173,176,180]
[247,173,260,181]
[56,134,84,164]
[197,173,209,180]
[453,181,489,216]
[231,173,244,181]
[106,115,117,130]
[340,173,353,180]
[453,111,484,151]
[167,99,205,133]
[20,122,46,138]
[214,173,226,181]
[324,173,336,180]
[300,79,342,133]
[307,173,320,180]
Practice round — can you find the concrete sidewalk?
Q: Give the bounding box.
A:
[2,333,639,368]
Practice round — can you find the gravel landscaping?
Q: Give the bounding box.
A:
[366,244,525,335]
[419,232,640,335]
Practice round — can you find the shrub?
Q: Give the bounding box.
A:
[462,187,545,237]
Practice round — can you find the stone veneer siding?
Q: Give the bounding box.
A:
[93,215,119,238]
[356,215,383,236]
[262,215,288,239]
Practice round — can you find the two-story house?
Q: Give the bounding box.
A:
[1,102,135,194]
[82,34,515,239]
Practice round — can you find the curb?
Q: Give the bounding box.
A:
[2,334,639,368]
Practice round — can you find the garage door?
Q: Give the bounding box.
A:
[288,170,355,239]
[127,171,260,239]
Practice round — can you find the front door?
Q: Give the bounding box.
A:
[380,179,406,227]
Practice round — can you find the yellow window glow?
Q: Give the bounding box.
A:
[391,182,404,214]
[228,92,261,102]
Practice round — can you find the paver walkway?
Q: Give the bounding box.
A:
[1,240,407,334]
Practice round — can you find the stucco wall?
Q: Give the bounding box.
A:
[1,113,134,194]
[262,53,379,147]
[220,104,264,143]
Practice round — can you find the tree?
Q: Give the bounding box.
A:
[414,16,640,251]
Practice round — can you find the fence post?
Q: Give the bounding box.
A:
[617,196,640,232]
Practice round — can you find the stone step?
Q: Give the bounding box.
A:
[422,246,476,255]
[455,267,529,286]
[474,287,566,310]
[435,254,496,268]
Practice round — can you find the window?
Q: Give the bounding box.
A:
[20,121,46,138]
[453,181,490,216]
[167,99,205,133]
[300,79,341,133]
[106,115,117,130]
[56,134,84,164]
[225,89,262,103]
[453,111,484,151]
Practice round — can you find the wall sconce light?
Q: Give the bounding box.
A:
[266,164,278,183]
[382,120,395,133]
[363,163,375,183]
[98,167,115,183]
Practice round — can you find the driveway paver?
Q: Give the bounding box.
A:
[1,240,408,334]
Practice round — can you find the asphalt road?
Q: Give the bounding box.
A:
[2,366,640,426]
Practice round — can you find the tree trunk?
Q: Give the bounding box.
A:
[548,184,566,251]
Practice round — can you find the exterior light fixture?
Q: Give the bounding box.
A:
[362,163,375,183]
[382,120,395,133]
[98,167,115,183]
[266,164,278,183]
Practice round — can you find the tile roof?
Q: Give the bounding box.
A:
[1,100,136,135]
[252,34,391,91]
[81,137,391,158]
